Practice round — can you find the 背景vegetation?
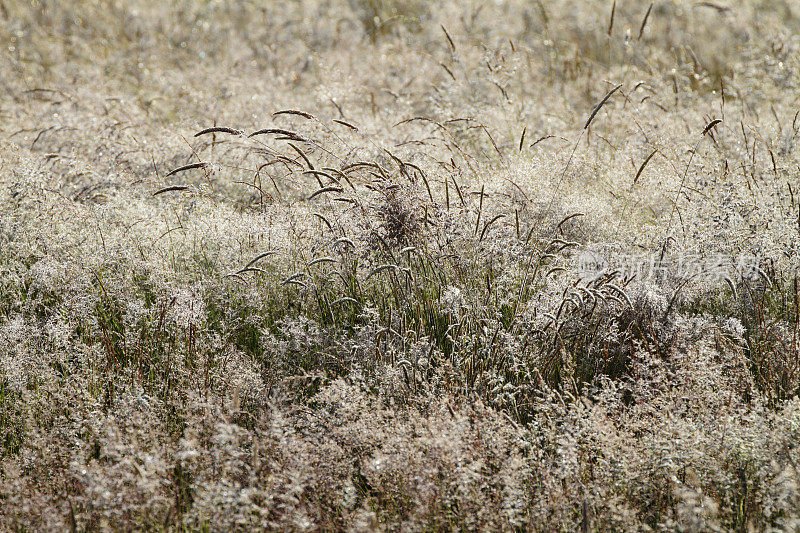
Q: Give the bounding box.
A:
[1,0,800,530]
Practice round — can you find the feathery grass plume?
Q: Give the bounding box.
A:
[662,118,725,252]
[4,1,800,530]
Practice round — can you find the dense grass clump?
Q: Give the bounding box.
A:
[2,0,800,530]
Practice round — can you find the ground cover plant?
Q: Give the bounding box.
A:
[1,0,800,530]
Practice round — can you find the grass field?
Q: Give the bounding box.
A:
[1,0,800,530]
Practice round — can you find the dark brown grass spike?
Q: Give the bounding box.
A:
[441,25,456,52]
[638,3,654,40]
[697,2,731,13]
[194,127,242,137]
[273,110,314,119]
[480,214,506,241]
[633,150,658,185]
[584,84,622,130]
[440,63,456,80]
[303,170,337,184]
[530,135,554,147]
[556,213,585,231]
[308,186,343,200]
[312,212,333,231]
[481,125,503,159]
[249,128,297,138]
[153,186,190,196]
[702,119,723,136]
[419,169,434,203]
[165,162,207,177]
[607,0,616,35]
[333,119,358,131]
[452,176,465,206]
[288,143,314,170]
[475,184,485,236]
[244,251,278,269]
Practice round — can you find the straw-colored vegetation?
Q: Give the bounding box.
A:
[1,0,800,530]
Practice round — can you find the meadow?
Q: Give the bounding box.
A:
[1,0,800,530]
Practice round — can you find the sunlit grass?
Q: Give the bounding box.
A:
[1,0,799,530]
